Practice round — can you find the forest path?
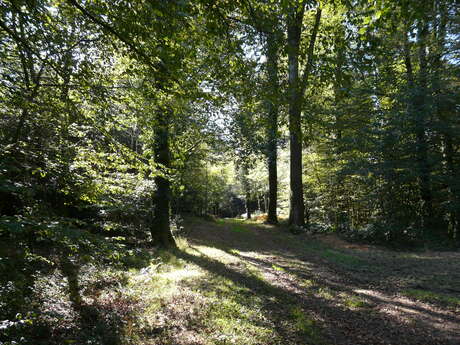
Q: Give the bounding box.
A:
[132,218,460,345]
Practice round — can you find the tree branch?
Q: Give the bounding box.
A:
[66,0,167,76]
[299,6,321,98]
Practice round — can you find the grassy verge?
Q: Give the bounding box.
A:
[124,240,280,345]
[402,289,460,308]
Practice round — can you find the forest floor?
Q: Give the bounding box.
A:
[29,217,460,345]
[121,217,460,345]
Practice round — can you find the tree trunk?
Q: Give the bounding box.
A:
[433,3,457,240]
[151,111,176,248]
[415,23,434,235]
[287,5,305,227]
[443,134,460,239]
[266,31,279,224]
[246,191,251,220]
[264,193,268,214]
[404,24,434,236]
[333,24,346,229]
[242,164,251,220]
[61,253,82,311]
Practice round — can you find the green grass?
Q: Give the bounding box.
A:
[125,244,279,345]
[191,261,276,345]
[342,294,370,309]
[243,262,265,281]
[281,234,370,271]
[214,218,254,234]
[216,218,245,225]
[317,287,334,300]
[231,224,250,233]
[285,236,327,252]
[402,289,460,307]
[271,264,285,272]
[321,249,367,268]
[300,279,317,289]
[228,249,240,256]
[205,289,274,345]
[290,306,323,343]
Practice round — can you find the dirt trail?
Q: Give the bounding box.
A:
[175,219,460,345]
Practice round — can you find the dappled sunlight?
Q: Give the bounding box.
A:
[2,0,458,344]
[21,217,459,345]
[352,288,460,340]
[189,245,240,265]
[353,289,458,317]
[159,268,204,282]
[177,218,460,344]
[126,243,285,344]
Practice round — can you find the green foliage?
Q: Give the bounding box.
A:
[0,0,459,342]
[296,0,460,247]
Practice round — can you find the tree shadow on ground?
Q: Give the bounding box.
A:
[188,219,460,297]
[179,219,460,345]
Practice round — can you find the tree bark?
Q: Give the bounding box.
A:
[287,4,306,226]
[265,31,279,224]
[10,12,44,145]
[443,133,459,239]
[246,191,251,220]
[404,25,434,235]
[151,110,176,248]
[241,163,251,219]
[433,2,458,239]
[333,23,346,229]
[285,4,321,227]
[415,22,434,234]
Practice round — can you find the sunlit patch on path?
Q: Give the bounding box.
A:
[129,218,460,345]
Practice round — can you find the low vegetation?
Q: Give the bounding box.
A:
[4,218,459,345]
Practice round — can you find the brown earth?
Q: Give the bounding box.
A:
[168,218,460,345]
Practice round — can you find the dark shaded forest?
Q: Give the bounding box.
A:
[1,0,459,344]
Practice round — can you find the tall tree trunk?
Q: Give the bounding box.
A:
[151,111,176,248]
[241,163,251,219]
[204,163,209,215]
[443,134,459,239]
[286,4,321,227]
[404,25,434,236]
[415,22,434,235]
[264,193,268,214]
[433,1,457,239]
[333,23,346,229]
[287,4,306,227]
[265,31,279,224]
[61,254,82,311]
[246,191,251,220]
[10,12,43,146]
